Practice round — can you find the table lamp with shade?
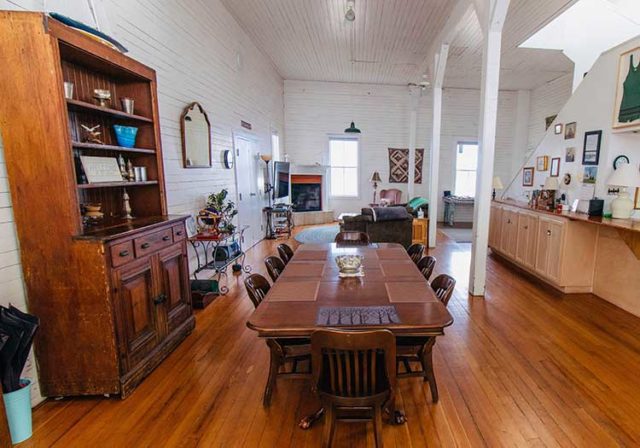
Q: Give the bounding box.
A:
[607,163,640,219]
[541,177,559,210]
[492,176,504,200]
[370,171,382,204]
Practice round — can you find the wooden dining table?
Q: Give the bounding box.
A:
[246,242,454,426]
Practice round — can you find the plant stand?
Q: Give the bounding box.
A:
[189,226,251,294]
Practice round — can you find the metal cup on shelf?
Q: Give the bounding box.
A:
[63,82,74,99]
[120,97,135,114]
[133,166,147,182]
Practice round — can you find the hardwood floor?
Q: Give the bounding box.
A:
[21,228,640,447]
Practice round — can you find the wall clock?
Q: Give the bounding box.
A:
[613,155,629,170]
[223,149,234,169]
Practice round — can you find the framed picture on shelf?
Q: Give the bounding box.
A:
[554,123,563,135]
[550,157,561,177]
[582,130,602,165]
[613,46,640,130]
[536,156,549,171]
[80,156,123,183]
[565,147,576,162]
[523,167,534,187]
[565,122,577,140]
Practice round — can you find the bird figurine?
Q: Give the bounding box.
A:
[80,124,103,144]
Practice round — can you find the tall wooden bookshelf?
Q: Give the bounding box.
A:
[0,12,194,398]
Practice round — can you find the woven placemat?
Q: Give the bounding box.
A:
[268,281,320,302]
[316,306,400,325]
[385,282,436,303]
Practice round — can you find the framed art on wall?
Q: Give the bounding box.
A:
[583,166,598,184]
[555,123,563,135]
[550,157,561,177]
[523,167,534,186]
[614,46,640,130]
[565,147,576,162]
[565,122,577,139]
[536,156,549,171]
[582,130,602,165]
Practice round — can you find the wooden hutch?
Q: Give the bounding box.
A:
[0,12,194,398]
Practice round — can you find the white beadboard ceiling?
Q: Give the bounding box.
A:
[221,0,577,90]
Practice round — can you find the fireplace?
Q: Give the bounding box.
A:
[291,174,322,212]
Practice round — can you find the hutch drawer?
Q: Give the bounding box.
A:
[134,227,173,257]
[110,240,134,267]
[172,224,186,241]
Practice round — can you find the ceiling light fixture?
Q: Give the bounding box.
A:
[345,0,356,22]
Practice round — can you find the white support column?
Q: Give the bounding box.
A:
[428,46,449,248]
[469,0,510,296]
[407,86,420,199]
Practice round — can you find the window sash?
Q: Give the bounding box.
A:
[329,138,359,197]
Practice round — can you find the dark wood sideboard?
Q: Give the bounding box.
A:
[0,12,194,398]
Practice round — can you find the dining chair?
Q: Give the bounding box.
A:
[277,243,294,264]
[416,256,437,282]
[264,256,286,282]
[406,243,424,264]
[244,274,311,407]
[311,329,396,448]
[395,274,456,402]
[334,231,370,245]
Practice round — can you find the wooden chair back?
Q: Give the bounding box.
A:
[379,188,402,205]
[244,274,270,309]
[416,256,436,281]
[334,231,370,245]
[264,256,286,282]
[311,329,396,399]
[430,274,456,307]
[277,243,294,264]
[407,243,424,263]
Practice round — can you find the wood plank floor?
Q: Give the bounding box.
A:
[21,228,640,447]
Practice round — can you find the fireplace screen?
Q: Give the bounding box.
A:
[292,183,321,212]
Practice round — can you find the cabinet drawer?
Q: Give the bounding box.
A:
[110,241,134,267]
[172,224,186,242]
[134,228,173,258]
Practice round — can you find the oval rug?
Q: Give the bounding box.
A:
[295,225,340,244]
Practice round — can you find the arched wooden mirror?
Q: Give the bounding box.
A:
[181,102,212,168]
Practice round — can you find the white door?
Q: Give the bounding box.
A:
[234,135,263,248]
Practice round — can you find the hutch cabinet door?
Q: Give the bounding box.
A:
[489,204,502,248]
[158,243,192,334]
[545,219,565,284]
[113,257,162,373]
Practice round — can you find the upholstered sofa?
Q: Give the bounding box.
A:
[340,206,413,248]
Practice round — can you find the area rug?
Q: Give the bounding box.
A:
[440,227,473,244]
[295,225,340,244]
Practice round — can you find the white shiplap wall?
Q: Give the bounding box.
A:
[0,0,284,406]
[527,73,573,154]
[284,80,517,220]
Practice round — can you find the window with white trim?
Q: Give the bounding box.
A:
[271,131,280,161]
[454,142,479,197]
[329,137,359,197]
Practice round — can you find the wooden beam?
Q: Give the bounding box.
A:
[469,0,511,296]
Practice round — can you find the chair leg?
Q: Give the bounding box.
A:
[263,346,281,407]
[322,404,335,448]
[422,348,438,402]
[373,405,384,448]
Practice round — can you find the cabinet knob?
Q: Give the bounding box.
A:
[153,294,166,305]
[547,230,552,236]
[524,226,528,230]
[176,231,183,236]
[118,250,130,257]
[162,235,171,241]
[141,242,151,249]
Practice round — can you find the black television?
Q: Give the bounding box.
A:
[273,161,290,199]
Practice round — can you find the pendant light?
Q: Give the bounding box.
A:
[344,121,361,133]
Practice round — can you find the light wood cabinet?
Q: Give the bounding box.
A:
[535,217,565,283]
[516,212,538,269]
[489,204,502,248]
[489,202,598,293]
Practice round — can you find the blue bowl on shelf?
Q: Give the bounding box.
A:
[113,125,138,148]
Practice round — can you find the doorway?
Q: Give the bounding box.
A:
[233,133,264,248]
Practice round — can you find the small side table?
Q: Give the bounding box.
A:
[412,218,429,246]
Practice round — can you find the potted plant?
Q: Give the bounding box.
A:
[206,189,238,234]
